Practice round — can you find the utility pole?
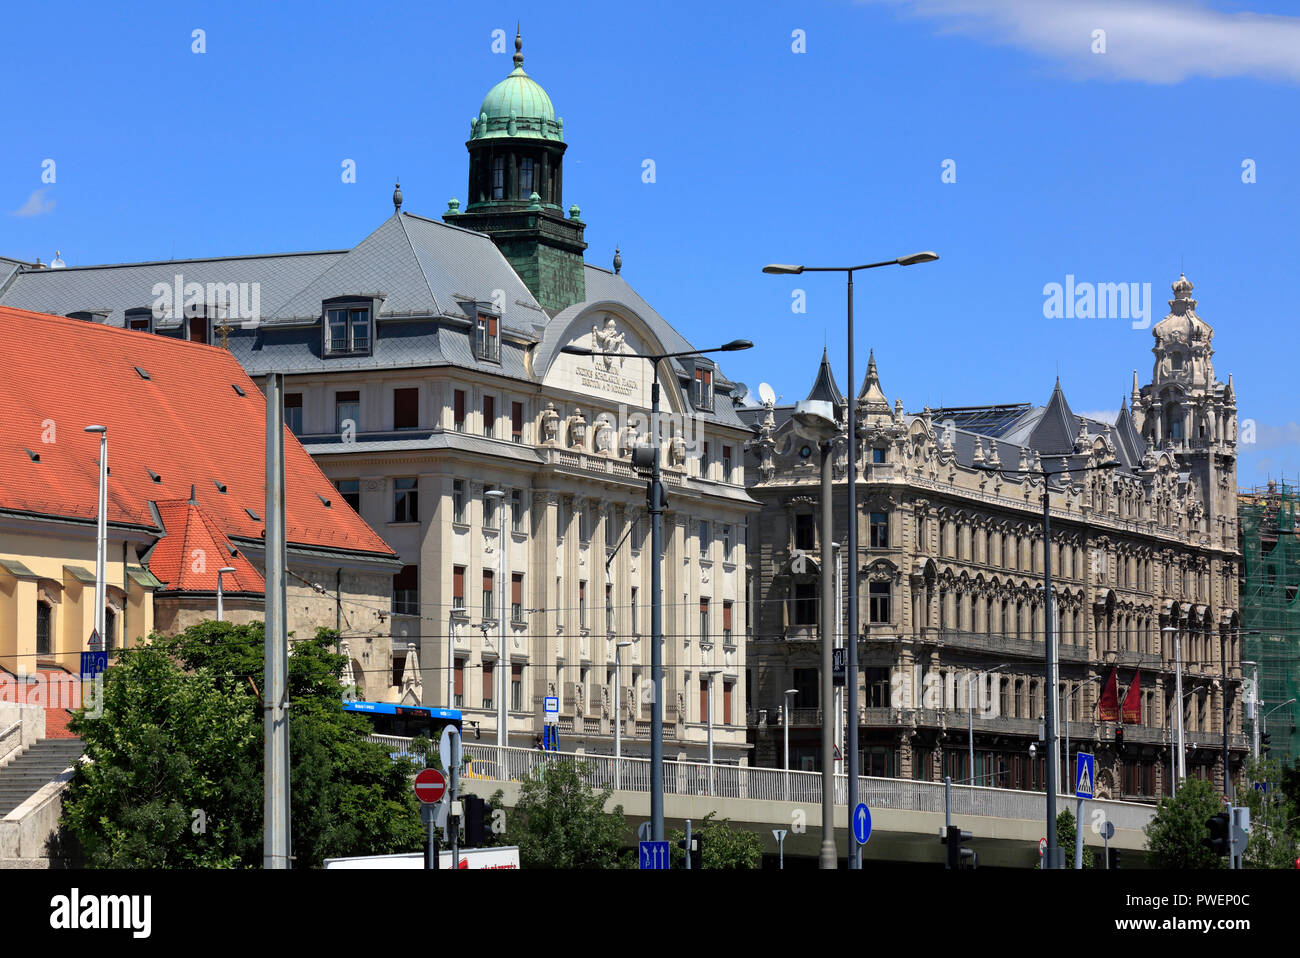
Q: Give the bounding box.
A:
[263,373,291,869]
[819,434,836,869]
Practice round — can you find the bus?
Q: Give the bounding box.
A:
[343,700,462,740]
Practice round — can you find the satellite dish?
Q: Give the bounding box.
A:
[758,382,776,407]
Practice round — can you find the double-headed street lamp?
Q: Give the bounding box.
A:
[979,449,1119,869]
[765,251,938,870]
[561,336,752,843]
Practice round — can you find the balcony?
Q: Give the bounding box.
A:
[923,627,1091,664]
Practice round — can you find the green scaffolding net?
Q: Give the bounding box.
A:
[1240,481,1300,767]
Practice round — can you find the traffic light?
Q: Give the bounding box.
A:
[463,795,488,847]
[941,825,975,869]
[1204,812,1230,857]
[676,833,705,869]
[1114,726,1125,753]
[1107,847,1122,870]
[1260,732,1271,756]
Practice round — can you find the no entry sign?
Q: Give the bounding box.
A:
[413,768,447,805]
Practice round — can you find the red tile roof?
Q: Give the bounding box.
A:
[150,499,266,593]
[0,306,395,585]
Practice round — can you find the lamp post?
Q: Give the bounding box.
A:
[615,640,632,789]
[968,663,1010,786]
[83,426,108,651]
[979,449,1119,868]
[217,566,237,622]
[484,489,508,752]
[703,668,721,795]
[784,688,798,799]
[791,398,841,869]
[765,250,938,869]
[1162,625,1185,785]
[560,337,752,843]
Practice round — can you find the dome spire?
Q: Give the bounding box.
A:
[514,23,524,70]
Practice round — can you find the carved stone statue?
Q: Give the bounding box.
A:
[569,408,588,448]
[541,402,560,444]
[594,415,615,454]
[592,317,626,368]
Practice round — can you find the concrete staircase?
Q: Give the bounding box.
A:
[0,739,83,817]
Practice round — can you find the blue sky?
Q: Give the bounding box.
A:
[4,0,1297,485]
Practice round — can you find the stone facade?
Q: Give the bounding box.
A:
[741,276,1245,801]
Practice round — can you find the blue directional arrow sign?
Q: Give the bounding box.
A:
[639,840,670,870]
[853,802,872,845]
[1075,752,1095,799]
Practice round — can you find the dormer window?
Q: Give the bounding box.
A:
[124,308,153,333]
[475,313,500,363]
[693,365,713,412]
[325,303,371,356]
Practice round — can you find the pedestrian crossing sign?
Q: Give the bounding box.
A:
[1075,752,1095,799]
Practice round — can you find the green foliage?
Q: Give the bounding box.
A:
[1236,758,1299,869]
[63,621,424,867]
[505,760,631,869]
[668,811,763,869]
[62,643,259,867]
[1056,807,1095,869]
[1143,777,1225,869]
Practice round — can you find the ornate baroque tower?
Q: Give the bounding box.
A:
[1132,274,1238,545]
[443,29,588,314]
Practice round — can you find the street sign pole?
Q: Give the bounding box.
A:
[773,828,788,869]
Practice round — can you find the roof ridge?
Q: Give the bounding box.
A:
[16,249,347,273]
[394,213,442,316]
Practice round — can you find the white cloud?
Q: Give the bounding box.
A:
[1244,420,1300,450]
[865,0,1300,84]
[12,188,55,217]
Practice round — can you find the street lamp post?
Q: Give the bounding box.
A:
[485,489,508,753]
[792,398,842,869]
[968,664,1010,786]
[784,688,798,799]
[1162,625,1185,785]
[979,450,1119,868]
[615,640,632,789]
[84,426,108,650]
[703,668,721,795]
[765,251,938,869]
[560,337,752,843]
[217,566,237,622]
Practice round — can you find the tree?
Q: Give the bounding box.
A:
[669,811,763,869]
[1144,777,1224,869]
[1235,757,1299,869]
[62,643,260,867]
[505,760,630,868]
[1034,808,1095,869]
[64,621,424,867]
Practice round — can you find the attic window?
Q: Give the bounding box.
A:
[147,468,162,483]
[324,303,372,356]
[475,313,500,363]
[24,448,39,462]
[317,493,332,508]
[213,480,228,494]
[693,365,714,412]
[232,383,246,397]
[134,366,151,380]
[245,507,261,521]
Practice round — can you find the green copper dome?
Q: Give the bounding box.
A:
[470,31,564,142]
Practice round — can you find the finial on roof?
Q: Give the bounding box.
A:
[613,246,622,275]
[393,180,403,212]
[514,23,524,68]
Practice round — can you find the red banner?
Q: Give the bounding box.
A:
[1122,668,1142,724]
[1098,666,1120,722]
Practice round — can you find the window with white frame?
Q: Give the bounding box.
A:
[325,303,371,355]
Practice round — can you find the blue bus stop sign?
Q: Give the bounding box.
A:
[853,803,872,845]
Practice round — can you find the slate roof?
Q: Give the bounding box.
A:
[0,218,746,420]
[0,306,396,587]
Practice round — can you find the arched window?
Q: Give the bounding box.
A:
[36,600,53,657]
